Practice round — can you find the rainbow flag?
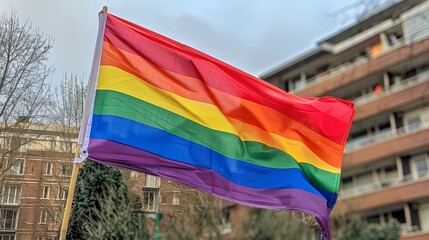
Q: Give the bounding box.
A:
[82,12,354,239]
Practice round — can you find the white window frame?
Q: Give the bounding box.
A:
[172,191,180,205]
[144,174,160,188]
[405,114,421,133]
[0,234,16,240]
[8,160,24,175]
[18,143,27,156]
[45,162,52,176]
[54,211,61,225]
[1,186,21,205]
[130,171,139,180]
[143,188,159,212]
[42,186,50,199]
[56,186,68,200]
[39,210,48,224]
[0,208,18,230]
[59,164,70,176]
[411,154,429,179]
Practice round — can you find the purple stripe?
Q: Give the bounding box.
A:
[88,139,332,239]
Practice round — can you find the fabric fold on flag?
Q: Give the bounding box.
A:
[84,12,355,240]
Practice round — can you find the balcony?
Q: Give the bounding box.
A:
[353,69,429,106]
[354,80,429,122]
[290,55,370,94]
[333,176,429,217]
[289,38,407,94]
[340,170,429,200]
[343,127,429,169]
[346,116,429,152]
[295,38,429,97]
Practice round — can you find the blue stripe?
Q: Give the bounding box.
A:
[90,114,337,203]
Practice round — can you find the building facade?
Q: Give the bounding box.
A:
[260,0,429,239]
[0,123,76,240]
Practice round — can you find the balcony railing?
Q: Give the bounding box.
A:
[303,55,370,88]
[339,170,429,199]
[402,225,421,235]
[353,69,429,106]
[345,117,429,151]
[297,40,408,91]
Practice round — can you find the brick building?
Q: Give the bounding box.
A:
[0,123,76,240]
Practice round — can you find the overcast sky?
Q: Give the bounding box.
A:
[0,0,364,86]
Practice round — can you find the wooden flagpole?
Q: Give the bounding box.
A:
[58,6,108,240]
[59,145,82,240]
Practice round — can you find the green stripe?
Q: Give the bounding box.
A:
[93,90,339,193]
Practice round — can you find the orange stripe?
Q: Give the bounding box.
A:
[100,41,343,167]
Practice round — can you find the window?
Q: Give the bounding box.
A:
[0,234,15,240]
[356,172,373,187]
[406,115,421,132]
[57,186,68,200]
[172,192,180,205]
[39,210,48,224]
[54,211,62,225]
[143,188,159,212]
[144,174,160,188]
[306,73,316,83]
[341,176,354,190]
[42,186,50,199]
[350,129,367,140]
[412,155,428,179]
[0,137,8,150]
[59,164,70,176]
[7,160,24,175]
[291,76,303,91]
[0,208,18,230]
[1,186,21,205]
[404,68,417,80]
[283,80,289,92]
[10,137,27,156]
[45,162,52,175]
[383,165,398,181]
[391,209,406,224]
[130,171,139,180]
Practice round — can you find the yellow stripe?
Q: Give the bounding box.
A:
[97,65,340,174]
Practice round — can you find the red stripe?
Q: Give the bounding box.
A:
[104,13,354,145]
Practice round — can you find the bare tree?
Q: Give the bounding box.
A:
[37,73,86,236]
[0,10,53,188]
[331,0,400,27]
[52,73,85,155]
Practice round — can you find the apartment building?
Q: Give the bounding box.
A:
[260,0,429,239]
[0,122,76,240]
